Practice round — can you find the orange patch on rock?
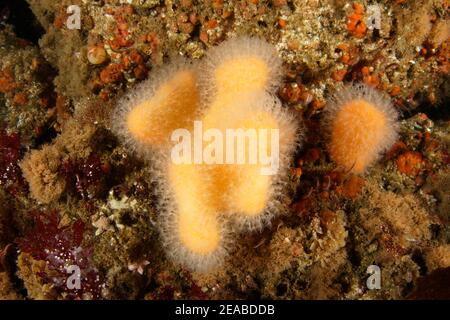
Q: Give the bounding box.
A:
[336,175,365,199]
[390,85,401,97]
[100,63,123,84]
[13,92,29,106]
[385,141,407,160]
[347,2,367,39]
[292,197,316,218]
[332,69,347,81]
[396,151,424,176]
[319,209,337,231]
[337,43,360,66]
[0,69,17,93]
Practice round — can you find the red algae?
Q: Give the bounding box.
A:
[17,211,104,299]
[0,127,25,195]
[61,155,108,199]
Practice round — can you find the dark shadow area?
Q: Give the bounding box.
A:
[0,0,45,44]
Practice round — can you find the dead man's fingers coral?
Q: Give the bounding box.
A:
[159,91,300,271]
[201,91,301,230]
[324,83,399,174]
[112,36,301,273]
[158,163,230,273]
[112,58,200,156]
[199,36,283,120]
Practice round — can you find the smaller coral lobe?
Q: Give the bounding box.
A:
[325,84,398,174]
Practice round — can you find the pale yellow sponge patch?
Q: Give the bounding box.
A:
[325,84,398,174]
[127,70,199,146]
[112,59,200,156]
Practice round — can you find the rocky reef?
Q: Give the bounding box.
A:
[0,0,448,300]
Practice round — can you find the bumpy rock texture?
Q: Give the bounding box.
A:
[0,0,448,299]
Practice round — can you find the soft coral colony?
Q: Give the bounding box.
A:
[113,36,399,273]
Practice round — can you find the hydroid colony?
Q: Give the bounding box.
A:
[113,37,398,272]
